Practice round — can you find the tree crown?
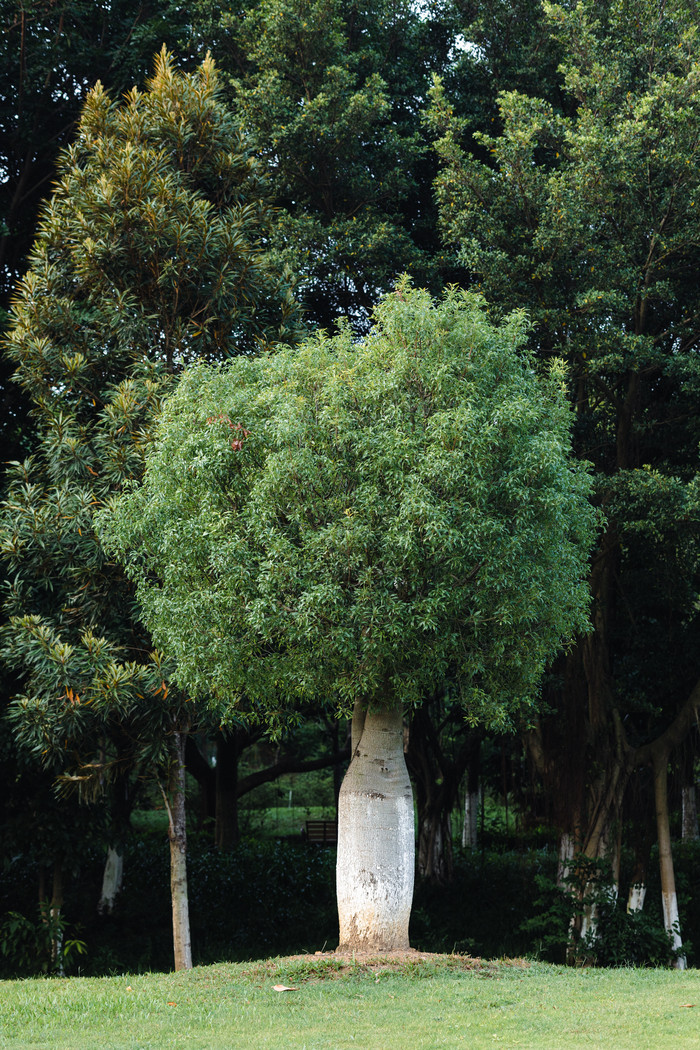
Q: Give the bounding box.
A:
[101,283,597,729]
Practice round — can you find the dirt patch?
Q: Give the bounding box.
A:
[244,950,529,981]
[286,949,455,968]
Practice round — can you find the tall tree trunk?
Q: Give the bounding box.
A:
[162,730,192,971]
[406,700,471,884]
[417,790,453,883]
[557,832,575,889]
[625,768,655,913]
[462,732,481,849]
[652,748,686,969]
[336,702,414,951]
[99,769,133,915]
[50,862,64,974]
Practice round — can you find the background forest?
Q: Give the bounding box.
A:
[1,0,700,977]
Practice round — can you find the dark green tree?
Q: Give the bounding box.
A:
[101,282,597,951]
[192,0,460,330]
[0,0,198,460]
[0,47,300,970]
[429,0,700,964]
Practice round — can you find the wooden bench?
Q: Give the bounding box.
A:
[305,819,338,845]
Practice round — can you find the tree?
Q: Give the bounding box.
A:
[0,47,300,970]
[100,282,597,950]
[191,0,459,330]
[0,0,197,461]
[429,0,700,964]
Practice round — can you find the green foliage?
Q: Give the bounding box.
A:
[521,854,681,968]
[0,905,86,977]
[102,282,597,727]
[429,0,700,898]
[198,0,456,328]
[0,49,301,869]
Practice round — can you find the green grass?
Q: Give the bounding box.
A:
[2,957,699,1050]
[131,804,336,840]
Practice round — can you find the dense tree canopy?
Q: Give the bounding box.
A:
[429,0,700,960]
[2,0,700,974]
[101,283,597,725]
[0,49,300,882]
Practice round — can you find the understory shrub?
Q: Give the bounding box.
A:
[1,834,698,976]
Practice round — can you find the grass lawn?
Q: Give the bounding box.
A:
[1,956,699,1050]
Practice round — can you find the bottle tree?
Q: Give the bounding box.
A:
[101,282,597,951]
[0,47,300,970]
[429,0,700,963]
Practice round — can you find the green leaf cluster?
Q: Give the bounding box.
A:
[102,283,598,729]
[203,0,456,328]
[0,49,300,787]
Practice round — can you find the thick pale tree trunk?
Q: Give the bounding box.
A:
[336,702,414,951]
[162,731,193,971]
[98,847,124,915]
[653,751,686,969]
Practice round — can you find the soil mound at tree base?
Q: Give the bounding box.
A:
[249,951,531,980]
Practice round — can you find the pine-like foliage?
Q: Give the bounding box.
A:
[0,48,301,785]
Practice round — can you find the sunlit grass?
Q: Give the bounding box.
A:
[2,957,699,1050]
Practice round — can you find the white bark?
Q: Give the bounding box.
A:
[462,787,480,849]
[653,752,686,970]
[98,847,124,915]
[336,703,414,951]
[662,888,685,968]
[557,832,575,888]
[626,882,647,913]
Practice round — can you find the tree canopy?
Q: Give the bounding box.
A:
[0,46,300,831]
[101,283,597,728]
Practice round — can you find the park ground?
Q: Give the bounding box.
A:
[1,953,699,1050]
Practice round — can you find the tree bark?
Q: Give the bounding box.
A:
[336,702,414,951]
[652,749,686,969]
[417,798,453,883]
[462,732,481,849]
[162,731,192,972]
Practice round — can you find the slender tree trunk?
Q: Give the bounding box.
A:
[162,731,192,971]
[50,862,64,974]
[627,882,647,913]
[625,768,655,913]
[462,732,481,849]
[336,702,414,951]
[462,786,480,849]
[557,832,575,888]
[417,793,453,883]
[652,750,686,969]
